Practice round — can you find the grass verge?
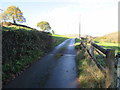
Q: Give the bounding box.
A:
[75,40,105,88]
[74,38,81,50]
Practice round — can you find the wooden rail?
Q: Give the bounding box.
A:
[80,40,115,88]
[91,41,108,54]
[81,42,106,74]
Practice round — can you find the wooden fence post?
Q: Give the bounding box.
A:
[117,58,120,88]
[105,49,115,88]
[89,45,94,57]
[81,42,106,74]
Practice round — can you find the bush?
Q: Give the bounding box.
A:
[2,28,53,84]
[2,29,52,64]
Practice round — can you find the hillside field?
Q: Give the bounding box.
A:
[94,31,119,44]
[93,31,119,54]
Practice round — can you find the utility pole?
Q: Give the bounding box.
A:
[79,15,81,39]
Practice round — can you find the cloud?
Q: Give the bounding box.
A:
[81,5,118,36]
[47,1,118,36]
[47,6,80,35]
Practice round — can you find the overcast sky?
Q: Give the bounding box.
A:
[0,0,119,36]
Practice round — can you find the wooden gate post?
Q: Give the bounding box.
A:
[105,49,115,88]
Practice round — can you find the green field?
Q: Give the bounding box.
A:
[93,31,119,44]
[93,31,119,54]
[51,34,72,48]
[95,42,119,54]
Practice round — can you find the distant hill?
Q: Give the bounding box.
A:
[64,34,93,38]
[94,31,119,43]
[64,34,79,38]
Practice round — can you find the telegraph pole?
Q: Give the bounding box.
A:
[79,15,81,39]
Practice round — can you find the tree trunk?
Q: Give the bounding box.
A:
[13,20,16,24]
[13,17,16,24]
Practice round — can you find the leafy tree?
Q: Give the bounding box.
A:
[37,21,51,31]
[4,5,26,24]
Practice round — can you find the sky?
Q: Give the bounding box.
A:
[0,0,119,37]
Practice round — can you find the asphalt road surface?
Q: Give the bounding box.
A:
[4,38,78,88]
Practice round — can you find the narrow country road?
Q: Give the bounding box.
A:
[4,38,78,88]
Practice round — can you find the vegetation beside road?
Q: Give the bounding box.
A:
[75,30,119,87]
[76,48,105,88]
[2,25,52,84]
[2,24,69,85]
[75,38,105,88]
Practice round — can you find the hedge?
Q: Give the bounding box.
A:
[2,29,52,64]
